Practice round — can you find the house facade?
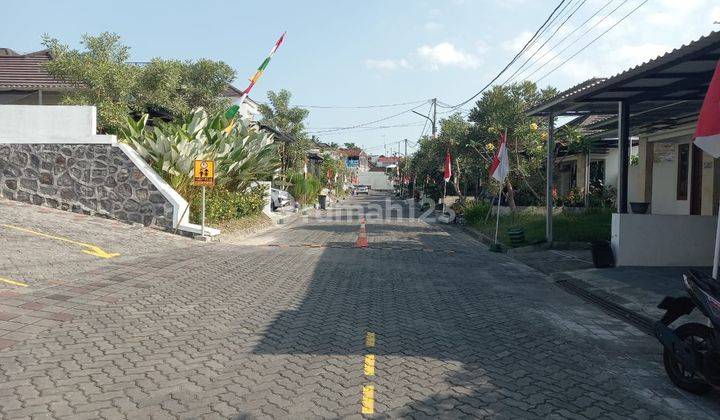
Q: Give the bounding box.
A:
[528,31,720,266]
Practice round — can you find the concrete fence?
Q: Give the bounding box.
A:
[0,105,218,236]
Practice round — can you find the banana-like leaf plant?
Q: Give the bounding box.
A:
[119,107,280,201]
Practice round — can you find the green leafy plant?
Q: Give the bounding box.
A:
[120,107,280,202]
[286,171,322,205]
[190,185,267,224]
[463,201,491,225]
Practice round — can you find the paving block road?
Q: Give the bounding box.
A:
[1,194,720,419]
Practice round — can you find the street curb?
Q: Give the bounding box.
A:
[551,272,655,335]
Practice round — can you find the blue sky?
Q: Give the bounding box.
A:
[2,0,719,155]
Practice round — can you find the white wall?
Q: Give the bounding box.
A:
[603,148,619,189]
[650,138,691,215]
[358,172,394,190]
[612,213,716,266]
[0,105,111,144]
[238,100,260,121]
[628,164,641,203]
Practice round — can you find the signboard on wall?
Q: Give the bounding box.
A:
[653,143,676,163]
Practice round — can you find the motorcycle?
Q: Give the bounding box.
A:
[654,269,720,394]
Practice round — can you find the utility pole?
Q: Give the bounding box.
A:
[403,138,408,198]
[432,98,437,138]
[412,98,438,139]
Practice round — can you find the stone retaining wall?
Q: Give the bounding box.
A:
[0,144,174,228]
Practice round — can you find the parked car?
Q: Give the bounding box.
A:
[271,188,295,211]
[355,185,369,195]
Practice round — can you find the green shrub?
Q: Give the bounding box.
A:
[287,171,322,205]
[464,201,491,225]
[190,185,267,224]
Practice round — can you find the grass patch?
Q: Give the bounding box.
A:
[215,213,272,235]
[471,208,611,247]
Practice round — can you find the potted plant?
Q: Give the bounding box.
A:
[630,202,650,214]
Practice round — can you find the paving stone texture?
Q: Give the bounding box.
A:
[0,194,719,419]
[0,144,174,228]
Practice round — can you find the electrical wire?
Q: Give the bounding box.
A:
[294,99,428,109]
[500,0,588,86]
[307,101,430,134]
[307,122,425,134]
[534,0,649,83]
[509,0,618,84]
[442,0,569,110]
[521,0,631,82]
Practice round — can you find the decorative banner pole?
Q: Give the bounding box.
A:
[241,31,286,104]
[224,31,287,132]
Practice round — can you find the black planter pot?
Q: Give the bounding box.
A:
[630,202,650,214]
[590,240,615,268]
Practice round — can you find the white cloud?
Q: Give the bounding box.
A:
[424,21,443,31]
[364,59,411,71]
[364,42,483,72]
[417,42,481,69]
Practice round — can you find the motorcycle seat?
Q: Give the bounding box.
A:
[687,269,720,298]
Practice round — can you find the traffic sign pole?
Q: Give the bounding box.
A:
[201,186,206,237]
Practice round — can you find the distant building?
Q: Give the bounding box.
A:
[372,155,402,169]
[338,148,369,172]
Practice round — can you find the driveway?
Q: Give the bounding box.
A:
[0,194,718,419]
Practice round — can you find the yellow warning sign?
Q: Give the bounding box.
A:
[193,160,215,187]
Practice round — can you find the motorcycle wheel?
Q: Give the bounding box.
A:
[662,322,713,395]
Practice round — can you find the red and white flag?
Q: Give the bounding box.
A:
[489,131,510,182]
[443,152,452,182]
[694,60,720,157]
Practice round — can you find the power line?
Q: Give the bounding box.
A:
[521,0,631,82]
[307,101,430,134]
[510,0,618,84]
[442,0,569,110]
[307,122,425,134]
[294,99,428,109]
[534,0,649,83]
[500,0,589,86]
[515,0,577,60]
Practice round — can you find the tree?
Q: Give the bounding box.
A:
[258,89,311,173]
[258,89,309,139]
[42,32,236,133]
[436,113,471,196]
[467,81,559,207]
[343,142,359,149]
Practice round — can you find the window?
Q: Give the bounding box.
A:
[677,143,690,200]
[590,160,605,187]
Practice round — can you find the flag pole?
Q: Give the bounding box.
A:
[714,199,720,278]
[442,179,447,215]
[493,128,508,245]
[494,188,502,244]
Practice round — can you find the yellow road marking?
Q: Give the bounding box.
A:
[364,355,375,376]
[361,385,374,414]
[365,332,375,348]
[0,276,28,287]
[2,224,120,259]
